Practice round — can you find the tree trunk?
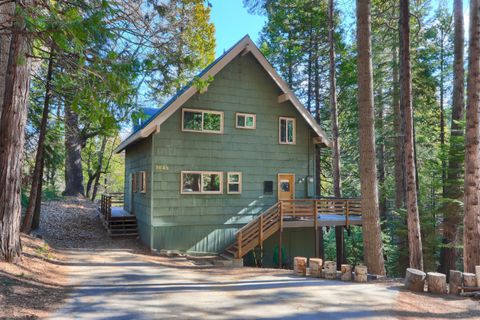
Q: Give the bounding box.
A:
[91,137,111,201]
[439,0,465,276]
[329,0,341,198]
[376,89,386,224]
[0,1,14,123]
[64,103,85,196]
[463,0,480,274]
[22,48,54,234]
[356,0,386,276]
[0,1,32,261]
[393,47,405,210]
[399,0,423,271]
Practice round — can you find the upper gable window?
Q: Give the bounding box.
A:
[279,117,296,144]
[236,113,256,129]
[182,108,224,134]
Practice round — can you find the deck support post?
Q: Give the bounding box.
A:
[335,226,345,270]
[317,226,324,261]
[278,202,284,268]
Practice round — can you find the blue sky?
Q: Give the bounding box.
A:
[209,0,471,58]
[209,0,266,57]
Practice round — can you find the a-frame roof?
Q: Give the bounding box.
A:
[115,35,331,153]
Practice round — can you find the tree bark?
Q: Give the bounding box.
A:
[356,0,386,276]
[0,0,32,261]
[399,0,423,271]
[463,0,480,274]
[392,47,405,210]
[64,103,85,196]
[376,89,386,224]
[439,0,465,276]
[22,48,54,234]
[0,1,14,123]
[329,0,341,198]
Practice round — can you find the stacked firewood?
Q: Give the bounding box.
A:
[405,266,480,299]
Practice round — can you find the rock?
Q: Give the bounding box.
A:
[405,268,426,292]
[463,273,476,287]
[309,258,323,278]
[341,264,353,281]
[354,265,368,283]
[324,261,337,279]
[427,272,447,294]
[294,257,307,275]
[449,270,462,295]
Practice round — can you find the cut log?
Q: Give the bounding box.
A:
[460,291,480,299]
[405,268,426,292]
[476,266,480,287]
[463,273,477,287]
[309,258,323,278]
[294,257,307,276]
[341,264,353,281]
[427,272,447,294]
[324,261,337,279]
[449,270,462,295]
[354,265,368,283]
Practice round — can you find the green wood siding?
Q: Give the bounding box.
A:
[124,136,152,246]
[148,53,316,253]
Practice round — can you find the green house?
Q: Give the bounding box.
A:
[115,36,358,267]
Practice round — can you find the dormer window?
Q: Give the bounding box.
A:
[279,117,296,144]
[182,108,224,134]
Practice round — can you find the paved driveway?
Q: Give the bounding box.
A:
[50,250,399,319]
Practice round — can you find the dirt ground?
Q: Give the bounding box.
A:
[0,235,69,319]
[1,198,480,319]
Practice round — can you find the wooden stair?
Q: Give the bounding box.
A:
[107,216,138,237]
[223,202,282,259]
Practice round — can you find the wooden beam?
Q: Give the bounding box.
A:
[278,93,290,103]
[241,44,251,56]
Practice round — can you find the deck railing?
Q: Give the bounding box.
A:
[226,197,361,260]
[100,193,124,223]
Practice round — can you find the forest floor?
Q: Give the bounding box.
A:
[1,199,479,319]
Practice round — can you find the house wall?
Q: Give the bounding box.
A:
[124,136,153,246]
[148,53,316,254]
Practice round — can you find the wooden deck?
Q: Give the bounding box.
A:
[224,198,362,262]
[100,194,138,237]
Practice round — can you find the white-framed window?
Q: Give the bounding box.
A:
[279,117,296,144]
[181,171,223,194]
[182,108,224,134]
[131,173,137,192]
[227,172,242,194]
[236,113,256,129]
[139,171,147,193]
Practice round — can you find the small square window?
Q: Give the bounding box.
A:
[236,113,256,129]
[227,172,242,194]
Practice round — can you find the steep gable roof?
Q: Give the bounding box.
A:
[115,35,331,153]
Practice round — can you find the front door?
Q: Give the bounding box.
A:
[278,173,295,200]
